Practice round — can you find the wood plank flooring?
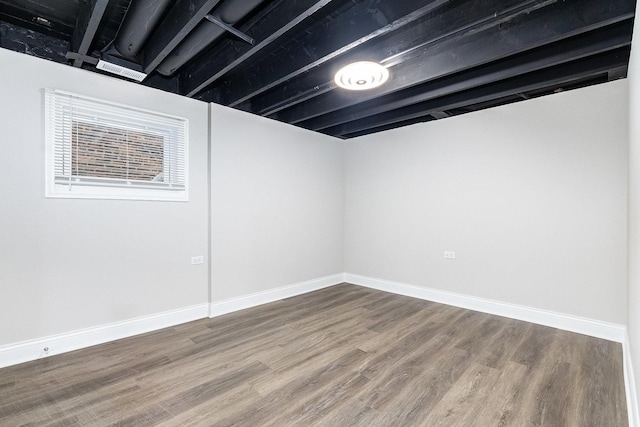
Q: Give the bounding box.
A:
[0,284,628,426]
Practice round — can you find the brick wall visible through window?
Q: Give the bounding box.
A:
[71,122,164,182]
[45,89,187,201]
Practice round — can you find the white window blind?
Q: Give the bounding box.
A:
[44,89,188,201]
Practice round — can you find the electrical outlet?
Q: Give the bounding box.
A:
[444,251,456,259]
[191,256,204,265]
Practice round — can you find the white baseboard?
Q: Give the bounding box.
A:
[209,273,345,317]
[0,303,209,369]
[0,274,345,369]
[624,332,639,427]
[2,271,632,424]
[345,273,626,343]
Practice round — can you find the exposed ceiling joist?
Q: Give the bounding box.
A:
[141,0,223,74]
[270,0,634,126]
[248,0,557,117]
[181,0,337,97]
[338,48,628,138]
[71,0,110,68]
[204,14,254,45]
[0,0,636,138]
[214,0,451,106]
[305,20,633,132]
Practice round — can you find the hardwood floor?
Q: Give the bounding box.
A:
[0,284,628,426]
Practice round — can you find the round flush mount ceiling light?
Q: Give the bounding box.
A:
[334,61,389,91]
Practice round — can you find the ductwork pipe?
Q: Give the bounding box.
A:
[156,0,265,76]
[114,0,175,59]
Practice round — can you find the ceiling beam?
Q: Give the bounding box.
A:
[271,0,634,126]
[204,14,254,45]
[180,0,336,97]
[224,0,452,106]
[303,20,632,131]
[248,0,554,117]
[141,0,223,74]
[329,47,629,137]
[339,78,599,138]
[71,0,110,67]
[183,0,450,101]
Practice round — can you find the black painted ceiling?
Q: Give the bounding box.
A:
[0,0,636,138]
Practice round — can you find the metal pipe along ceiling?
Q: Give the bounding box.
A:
[156,0,265,76]
[114,0,175,59]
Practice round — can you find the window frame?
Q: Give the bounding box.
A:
[44,89,189,202]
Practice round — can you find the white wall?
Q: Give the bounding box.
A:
[209,104,344,301]
[346,80,628,324]
[0,38,631,384]
[627,1,640,417]
[0,46,344,352]
[0,49,209,346]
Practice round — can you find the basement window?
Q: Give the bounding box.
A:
[44,89,188,201]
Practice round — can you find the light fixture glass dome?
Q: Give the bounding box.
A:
[334,61,389,91]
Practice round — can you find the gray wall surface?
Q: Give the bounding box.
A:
[627,0,640,412]
[0,48,210,345]
[346,80,628,324]
[209,104,344,301]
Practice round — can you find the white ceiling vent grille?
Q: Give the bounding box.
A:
[97,60,147,82]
